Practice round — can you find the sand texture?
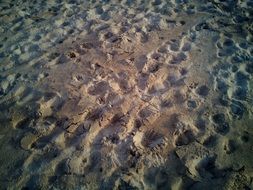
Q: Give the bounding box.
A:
[0,0,253,189]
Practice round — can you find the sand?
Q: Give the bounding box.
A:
[0,0,253,189]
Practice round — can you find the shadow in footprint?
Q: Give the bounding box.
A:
[212,113,229,134]
[196,85,209,97]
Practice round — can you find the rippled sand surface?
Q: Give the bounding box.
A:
[0,0,253,189]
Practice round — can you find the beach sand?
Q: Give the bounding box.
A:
[0,0,253,189]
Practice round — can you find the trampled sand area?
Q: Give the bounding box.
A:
[0,0,253,189]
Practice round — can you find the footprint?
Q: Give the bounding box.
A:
[170,52,187,64]
[217,48,234,57]
[157,45,168,54]
[195,118,206,131]
[231,55,244,64]
[223,39,234,47]
[175,130,194,146]
[212,113,229,134]
[240,131,249,143]
[100,11,110,21]
[181,42,191,52]
[118,79,131,92]
[233,87,247,101]
[160,99,173,108]
[230,100,245,119]
[95,6,104,15]
[245,62,253,74]
[86,107,104,121]
[203,135,217,147]
[87,81,109,96]
[173,90,185,104]
[14,117,31,129]
[195,156,225,179]
[88,151,101,171]
[238,42,248,49]
[140,32,149,43]
[218,95,229,107]
[168,40,180,51]
[186,4,196,15]
[138,106,154,119]
[134,118,142,129]
[166,74,184,87]
[152,0,162,6]
[134,55,147,71]
[216,79,228,95]
[212,113,225,125]
[180,68,188,75]
[196,85,209,97]
[28,44,42,60]
[224,139,236,154]
[142,130,164,148]
[235,71,249,88]
[148,63,161,73]
[137,73,149,90]
[110,112,125,125]
[187,100,197,109]
[20,132,38,150]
